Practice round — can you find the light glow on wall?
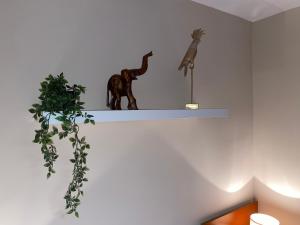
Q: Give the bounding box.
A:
[267,182,300,199]
[226,181,247,193]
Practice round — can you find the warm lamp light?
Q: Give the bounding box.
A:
[250,213,280,225]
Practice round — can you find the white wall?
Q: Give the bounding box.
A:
[253,7,300,225]
[0,0,253,225]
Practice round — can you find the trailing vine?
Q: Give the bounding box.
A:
[29,73,95,217]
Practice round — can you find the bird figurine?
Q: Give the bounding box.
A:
[178,28,205,76]
[178,28,205,109]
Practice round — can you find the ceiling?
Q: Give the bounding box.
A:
[192,0,300,22]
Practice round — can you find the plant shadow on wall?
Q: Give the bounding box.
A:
[46,131,254,225]
[29,73,95,217]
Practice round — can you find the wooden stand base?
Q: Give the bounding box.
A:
[185,103,199,110]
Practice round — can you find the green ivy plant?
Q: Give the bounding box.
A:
[29,73,95,217]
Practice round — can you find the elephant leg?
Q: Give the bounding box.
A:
[127,96,131,109]
[110,96,116,110]
[127,95,138,110]
[116,93,122,110]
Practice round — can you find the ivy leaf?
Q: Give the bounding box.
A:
[59,133,64,139]
[29,108,36,113]
[56,116,65,122]
[52,126,58,133]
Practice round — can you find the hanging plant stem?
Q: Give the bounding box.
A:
[29,73,95,217]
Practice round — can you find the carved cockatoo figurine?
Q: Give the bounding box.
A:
[178,28,205,108]
[178,28,205,76]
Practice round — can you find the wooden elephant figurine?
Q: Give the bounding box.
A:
[106,51,153,110]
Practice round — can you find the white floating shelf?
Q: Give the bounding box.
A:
[48,109,228,124]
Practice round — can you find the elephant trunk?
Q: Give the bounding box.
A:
[135,51,153,76]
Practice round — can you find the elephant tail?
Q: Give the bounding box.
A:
[106,81,110,108]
